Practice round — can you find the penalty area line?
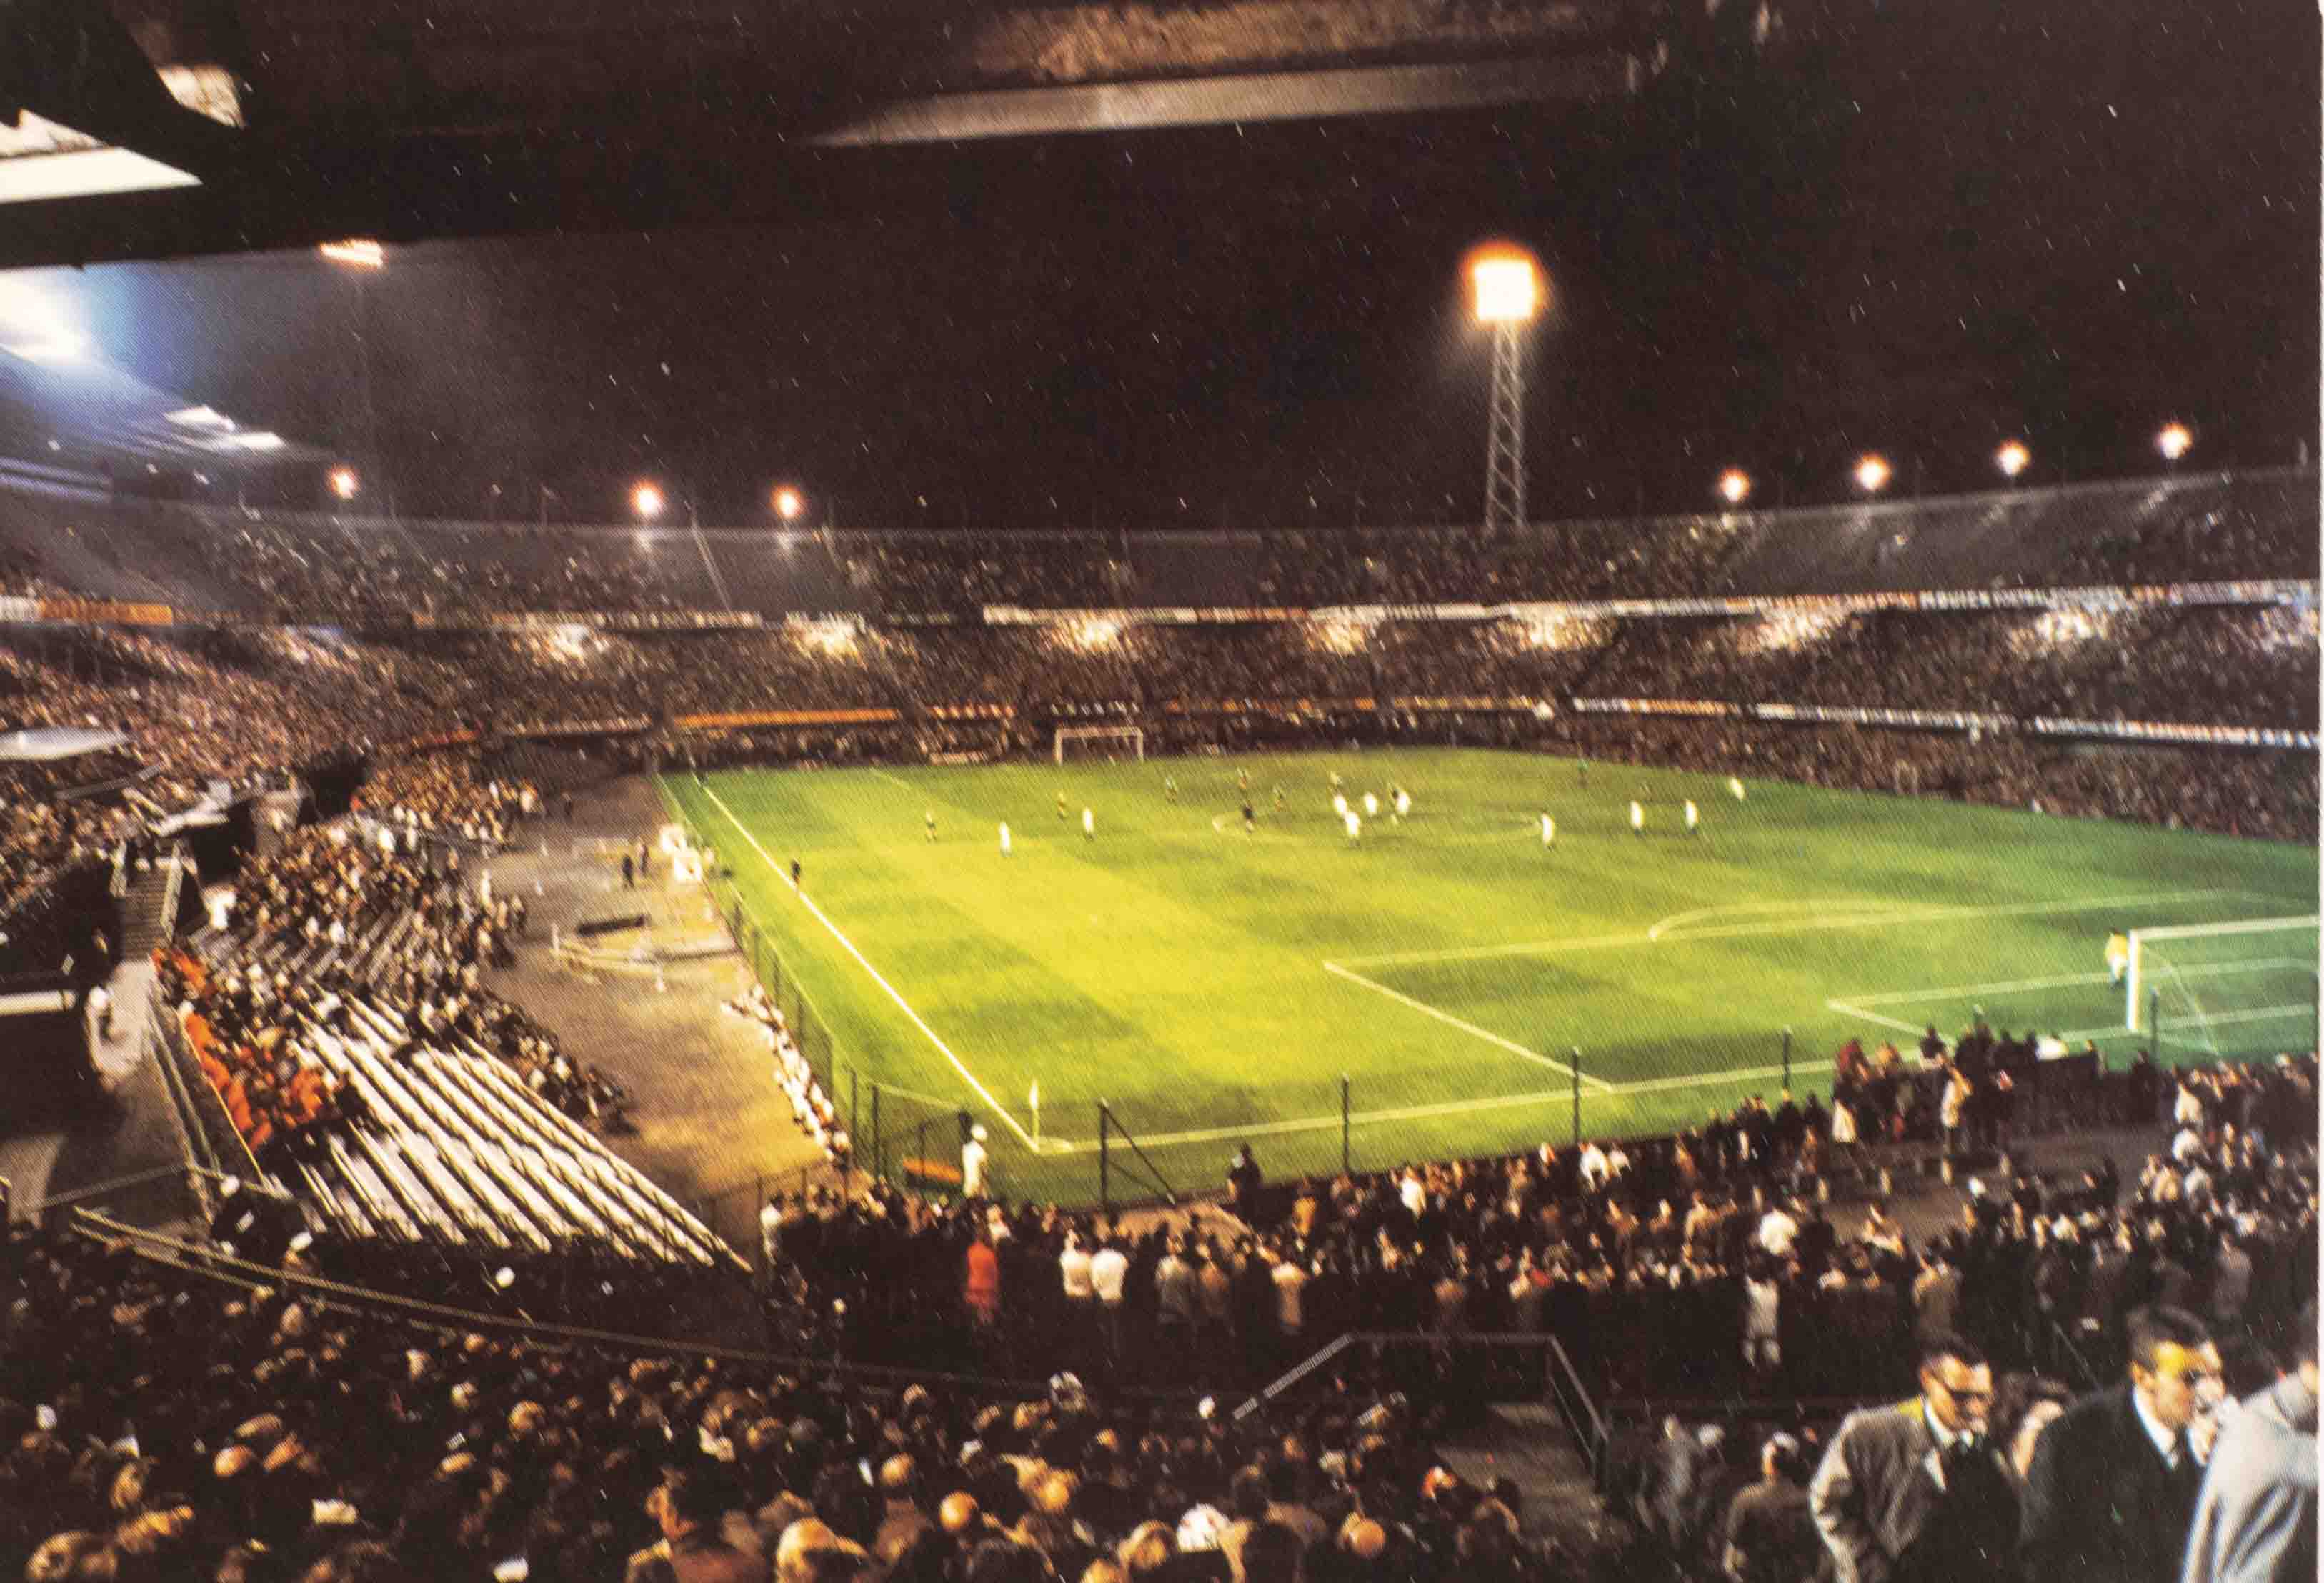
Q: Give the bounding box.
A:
[1322,961,1614,1091]
[678,777,1042,1153]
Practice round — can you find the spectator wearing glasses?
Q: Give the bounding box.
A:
[2021,1304,2225,1583]
[1810,1332,2018,1582]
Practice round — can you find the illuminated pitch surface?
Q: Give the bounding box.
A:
[661,751,2314,1200]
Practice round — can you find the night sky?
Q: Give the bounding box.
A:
[37,0,2323,531]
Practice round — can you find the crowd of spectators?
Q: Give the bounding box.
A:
[1,588,2312,975]
[351,755,538,852]
[741,1045,2315,1410]
[1551,715,2318,842]
[0,1214,1602,1583]
[210,516,719,623]
[1607,1051,2320,1583]
[1,469,2310,621]
[167,778,628,1142]
[0,761,131,914]
[848,533,1129,616]
[1582,605,2321,732]
[2052,471,2321,586]
[157,942,353,1153]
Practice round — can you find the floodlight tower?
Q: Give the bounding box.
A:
[320,240,389,518]
[1468,246,1543,534]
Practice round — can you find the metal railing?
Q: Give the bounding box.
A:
[146,992,264,1212]
[1235,1330,1604,1479]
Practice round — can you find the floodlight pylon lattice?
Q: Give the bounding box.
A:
[1482,321,1527,534]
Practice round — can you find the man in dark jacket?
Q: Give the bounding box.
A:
[1725,1432,1821,1583]
[2020,1304,2225,1583]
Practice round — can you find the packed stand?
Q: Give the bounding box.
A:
[0,760,134,914]
[2050,471,2321,587]
[1581,605,2320,731]
[1550,715,2318,842]
[351,754,538,852]
[1372,616,1611,702]
[846,531,1130,616]
[0,1214,1606,1583]
[0,625,464,809]
[739,1041,2313,1420]
[1605,1049,2320,1583]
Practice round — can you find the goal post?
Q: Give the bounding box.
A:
[1054,724,1144,764]
[2125,915,2320,1046]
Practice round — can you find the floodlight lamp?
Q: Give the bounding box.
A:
[2156,423,2193,462]
[632,482,665,520]
[1467,246,1542,325]
[329,466,360,501]
[1995,440,2030,479]
[1717,469,1752,506]
[318,239,386,269]
[1854,454,1892,494]
[772,485,805,521]
[3,333,84,364]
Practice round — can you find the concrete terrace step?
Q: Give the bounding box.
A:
[1435,1402,1605,1544]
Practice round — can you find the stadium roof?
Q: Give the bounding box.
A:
[0,338,326,474]
[0,727,130,764]
[0,0,1678,271]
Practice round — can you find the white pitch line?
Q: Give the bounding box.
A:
[1647,898,1923,941]
[1322,961,1615,1090]
[1338,888,2250,971]
[1843,971,2113,1006]
[1824,999,1927,1037]
[1843,959,2308,1009]
[684,779,1041,1152]
[1080,1087,1574,1152]
[2165,1003,2315,1029]
[1044,1057,1812,1152]
[866,767,919,794]
[1607,1062,1795,1097]
[1337,932,1647,969]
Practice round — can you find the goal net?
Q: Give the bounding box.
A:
[1054,724,1144,764]
[2126,915,2320,1057]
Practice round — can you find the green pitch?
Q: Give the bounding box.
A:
[659,750,2316,1204]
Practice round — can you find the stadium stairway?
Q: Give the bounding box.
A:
[118,855,177,959]
[1435,1402,1605,1546]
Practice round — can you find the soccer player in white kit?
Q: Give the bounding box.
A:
[1630,800,1645,836]
[1684,799,1700,834]
[1540,812,1555,848]
[1343,809,1362,843]
[999,822,1012,856]
[1393,787,1412,821]
[1362,792,1379,818]
[1082,807,1094,841]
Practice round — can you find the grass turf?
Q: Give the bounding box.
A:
[658,749,2316,1205]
